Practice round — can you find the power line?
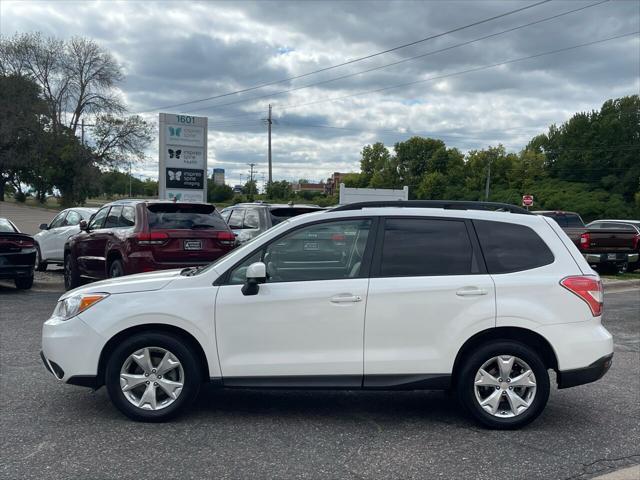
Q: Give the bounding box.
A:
[186,0,610,115]
[274,31,638,113]
[139,0,552,113]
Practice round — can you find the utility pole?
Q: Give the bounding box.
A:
[247,163,257,195]
[267,104,273,184]
[484,158,492,201]
[129,162,132,197]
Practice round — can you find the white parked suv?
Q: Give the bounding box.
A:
[41,201,613,429]
[34,207,97,270]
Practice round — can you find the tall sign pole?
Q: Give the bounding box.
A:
[267,104,272,184]
[158,113,208,202]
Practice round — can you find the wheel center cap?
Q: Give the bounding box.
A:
[149,374,157,381]
[501,382,508,390]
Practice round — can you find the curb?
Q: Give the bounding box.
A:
[592,464,640,480]
[603,279,640,292]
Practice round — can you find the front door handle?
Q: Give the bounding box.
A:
[456,287,488,297]
[330,294,362,304]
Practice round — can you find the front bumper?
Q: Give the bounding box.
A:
[584,252,639,265]
[41,314,105,386]
[557,354,613,389]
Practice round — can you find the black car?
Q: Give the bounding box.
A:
[220,202,324,243]
[0,218,36,289]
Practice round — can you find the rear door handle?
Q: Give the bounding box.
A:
[330,294,362,304]
[456,287,488,297]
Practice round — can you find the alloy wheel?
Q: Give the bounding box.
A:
[120,347,184,411]
[473,355,537,418]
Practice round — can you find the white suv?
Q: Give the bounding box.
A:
[41,201,613,429]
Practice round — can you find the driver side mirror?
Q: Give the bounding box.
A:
[241,262,266,296]
[39,223,49,230]
[79,220,89,231]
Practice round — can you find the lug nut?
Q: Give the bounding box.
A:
[509,386,513,390]
[495,386,500,390]
[498,378,503,382]
[157,375,162,379]
[154,382,158,386]
[145,381,149,385]
[151,369,156,373]
[506,378,511,383]
[144,373,149,377]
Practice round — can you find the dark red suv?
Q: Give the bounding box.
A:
[63,200,236,290]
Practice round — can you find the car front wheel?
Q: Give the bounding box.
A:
[105,332,202,422]
[456,341,550,430]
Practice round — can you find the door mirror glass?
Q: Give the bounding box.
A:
[242,262,266,296]
[39,223,49,230]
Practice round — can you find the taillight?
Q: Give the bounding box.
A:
[331,233,346,241]
[560,275,603,317]
[633,234,640,250]
[215,231,236,247]
[18,239,35,248]
[136,231,169,245]
[579,232,590,251]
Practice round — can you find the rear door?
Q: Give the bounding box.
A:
[77,206,110,277]
[364,217,495,386]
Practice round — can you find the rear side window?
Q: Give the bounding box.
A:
[379,218,478,277]
[228,209,244,229]
[474,220,554,274]
[120,206,136,227]
[147,203,228,230]
[104,206,123,228]
[243,209,260,229]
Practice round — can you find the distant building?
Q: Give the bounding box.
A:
[213,168,225,186]
[232,184,243,193]
[291,182,325,193]
[325,172,349,195]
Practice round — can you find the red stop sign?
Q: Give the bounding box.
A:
[522,195,534,207]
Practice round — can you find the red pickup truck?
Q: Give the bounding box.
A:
[534,211,639,272]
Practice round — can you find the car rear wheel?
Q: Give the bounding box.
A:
[105,332,202,422]
[14,276,34,290]
[35,244,47,271]
[456,341,550,430]
[108,259,124,278]
[63,253,80,290]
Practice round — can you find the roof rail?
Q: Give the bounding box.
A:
[331,200,532,215]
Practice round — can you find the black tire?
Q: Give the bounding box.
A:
[35,244,48,271]
[108,258,124,278]
[15,275,34,290]
[105,331,202,422]
[63,252,80,290]
[456,341,550,430]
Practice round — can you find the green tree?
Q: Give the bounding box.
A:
[265,180,292,200]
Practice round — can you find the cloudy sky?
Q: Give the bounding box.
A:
[1,0,639,187]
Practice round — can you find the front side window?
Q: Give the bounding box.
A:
[474,220,554,274]
[227,219,372,284]
[49,212,67,229]
[89,207,110,229]
[379,218,477,277]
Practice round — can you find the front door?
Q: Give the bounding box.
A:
[215,218,374,386]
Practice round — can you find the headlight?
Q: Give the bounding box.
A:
[52,293,109,321]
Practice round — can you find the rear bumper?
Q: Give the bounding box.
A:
[126,250,230,274]
[557,354,613,389]
[0,250,36,279]
[584,253,639,264]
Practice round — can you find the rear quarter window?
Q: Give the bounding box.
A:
[474,220,555,274]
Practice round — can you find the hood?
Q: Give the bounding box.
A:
[60,269,182,299]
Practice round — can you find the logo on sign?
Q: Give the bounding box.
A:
[166,168,204,190]
[168,149,182,159]
[169,127,182,137]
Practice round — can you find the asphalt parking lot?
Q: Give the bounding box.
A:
[1,273,638,480]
